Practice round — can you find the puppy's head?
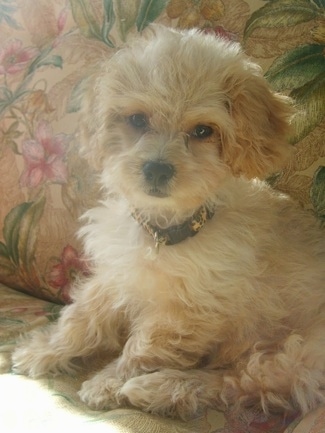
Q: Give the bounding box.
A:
[79,26,293,212]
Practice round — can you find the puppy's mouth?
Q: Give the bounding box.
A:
[147,188,169,198]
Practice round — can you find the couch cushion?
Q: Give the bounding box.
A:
[0,282,222,432]
[2,282,316,433]
[0,0,324,304]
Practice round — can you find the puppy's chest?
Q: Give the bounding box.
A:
[101,242,188,307]
[91,205,263,304]
[110,240,225,307]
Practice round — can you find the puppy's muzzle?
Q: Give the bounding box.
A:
[142,161,175,197]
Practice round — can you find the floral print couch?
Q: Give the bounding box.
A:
[0,0,324,432]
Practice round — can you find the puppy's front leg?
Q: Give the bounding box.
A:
[117,329,203,377]
[79,326,208,410]
[12,279,125,378]
[79,359,126,410]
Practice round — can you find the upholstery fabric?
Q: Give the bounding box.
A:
[0,282,312,433]
[0,1,324,432]
[0,0,324,303]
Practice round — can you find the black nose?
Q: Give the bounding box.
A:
[143,161,175,187]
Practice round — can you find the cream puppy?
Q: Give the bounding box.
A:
[12,26,325,420]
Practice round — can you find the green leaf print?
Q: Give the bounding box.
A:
[3,202,33,265]
[0,0,20,30]
[313,0,325,7]
[2,196,46,270]
[18,196,46,272]
[0,241,9,258]
[310,166,325,221]
[114,0,140,41]
[0,254,16,276]
[70,0,115,47]
[243,0,322,40]
[102,0,115,46]
[290,71,325,143]
[70,0,102,41]
[29,55,63,73]
[136,0,170,32]
[265,45,325,92]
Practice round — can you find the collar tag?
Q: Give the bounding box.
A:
[131,204,215,248]
[154,232,160,253]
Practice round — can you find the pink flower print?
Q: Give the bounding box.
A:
[47,245,90,303]
[0,39,39,75]
[52,6,70,48]
[57,7,68,34]
[20,120,68,188]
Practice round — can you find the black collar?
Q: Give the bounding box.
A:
[131,205,215,249]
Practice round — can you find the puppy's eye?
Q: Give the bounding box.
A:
[128,113,148,129]
[191,125,213,139]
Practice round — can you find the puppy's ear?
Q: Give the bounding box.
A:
[222,67,294,179]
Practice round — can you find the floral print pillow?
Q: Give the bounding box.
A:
[0,0,102,303]
[0,0,324,304]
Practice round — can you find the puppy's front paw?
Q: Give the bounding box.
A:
[79,374,125,410]
[120,370,211,420]
[12,330,75,378]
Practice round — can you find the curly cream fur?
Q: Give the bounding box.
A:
[12,26,325,420]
